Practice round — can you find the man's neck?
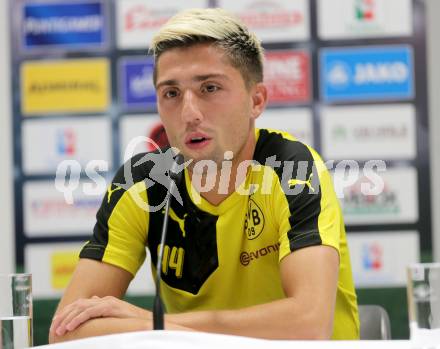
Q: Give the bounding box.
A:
[189,162,251,206]
[188,128,258,206]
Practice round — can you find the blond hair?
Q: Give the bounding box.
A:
[151,8,264,88]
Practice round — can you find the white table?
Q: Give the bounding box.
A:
[35,331,413,349]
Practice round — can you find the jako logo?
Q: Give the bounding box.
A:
[354,62,408,84]
[240,243,280,266]
[328,62,408,86]
[327,62,350,87]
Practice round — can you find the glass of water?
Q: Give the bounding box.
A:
[0,274,33,349]
[407,263,440,348]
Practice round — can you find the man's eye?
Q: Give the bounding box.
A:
[164,90,178,98]
[203,85,219,93]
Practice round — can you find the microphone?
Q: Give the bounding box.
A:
[153,153,185,330]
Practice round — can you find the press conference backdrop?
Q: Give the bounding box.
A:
[7,0,433,341]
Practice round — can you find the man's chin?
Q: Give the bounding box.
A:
[186,156,222,175]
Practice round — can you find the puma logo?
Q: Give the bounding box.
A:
[107,184,124,203]
[162,207,187,237]
[288,173,315,193]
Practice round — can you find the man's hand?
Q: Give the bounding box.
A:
[50,296,151,337]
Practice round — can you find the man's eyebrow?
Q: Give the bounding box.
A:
[156,79,178,90]
[193,73,229,82]
[156,74,229,89]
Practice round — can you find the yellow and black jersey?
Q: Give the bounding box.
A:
[80,128,360,339]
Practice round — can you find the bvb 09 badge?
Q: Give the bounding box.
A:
[244,199,265,240]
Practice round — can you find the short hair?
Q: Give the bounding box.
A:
[151,8,264,88]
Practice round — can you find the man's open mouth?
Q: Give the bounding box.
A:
[189,137,207,144]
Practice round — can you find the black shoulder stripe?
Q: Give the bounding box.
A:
[254,129,323,251]
[80,151,160,261]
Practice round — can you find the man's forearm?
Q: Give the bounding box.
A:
[165,297,333,340]
[49,317,150,343]
[49,315,194,344]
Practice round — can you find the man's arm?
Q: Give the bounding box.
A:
[166,245,339,339]
[51,317,193,342]
[51,317,150,342]
[49,258,149,343]
[52,245,338,340]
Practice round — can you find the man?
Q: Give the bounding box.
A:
[49,8,359,343]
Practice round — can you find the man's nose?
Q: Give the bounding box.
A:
[181,90,203,124]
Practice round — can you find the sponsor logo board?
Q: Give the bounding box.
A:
[116,0,208,49]
[22,1,107,51]
[21,58,110,115]
[320,45,414,102]
[25,243,154,298]
[23,180,106,237]
[321,104,416,160]
[217,0,310,42]
[256,108,313,147]
[120,114,168,160]
[51,250,79,290]
[25,243,81,298]
[22,117,112,174]
[335,167,418,225]
[318,0,413,40]
[264,50,311,104]
[119,56,156,110]
[347,231,419,288]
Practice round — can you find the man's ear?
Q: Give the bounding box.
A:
[250,82,268,120]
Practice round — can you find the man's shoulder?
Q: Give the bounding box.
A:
[113,152,153,188]
[254,128,317,165]
[112,148,173,193]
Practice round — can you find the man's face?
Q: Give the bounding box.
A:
[155,43,265,170]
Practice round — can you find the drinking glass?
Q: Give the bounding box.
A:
[407,263,440,348]
[0,274,33,349]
